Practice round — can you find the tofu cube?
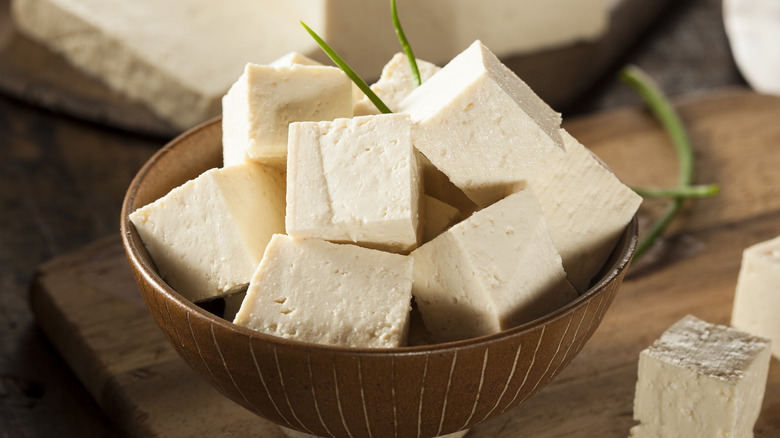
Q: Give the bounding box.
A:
[286,113,422,253]
[529,129,642,292]
[221,63,353,167]
[268,51,365,110]
[128,162,286,302]
[233,235,413,348]
[400,40,565,208]
[353,52,442,116]
[631,315,771,438]
[732,235,780,359]
[269,51,322,68]
[410,189,577,343]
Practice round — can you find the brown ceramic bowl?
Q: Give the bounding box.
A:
[121,117,638,438]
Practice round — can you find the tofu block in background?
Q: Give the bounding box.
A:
[422,195,461,243]
[11,0,607,130]
[400,40,565,208]
[418,152,478,216]
[128,162,286,302]
[221,63,352,167]
[11,0,322,131]
[286,114,422,253]
[630,315,771,438]
[287,0,608,78]
[428,0,608,58]
[411,189,577,343]
[732,235,780,359]
[234,235,413,348]
[529,129,642,293]
[353,53,442,116]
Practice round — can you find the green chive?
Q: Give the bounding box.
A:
[632,184,720,199]
[391,0,421,87]
[301,21,392,114]
[621,66,693,187]
[620,65,719,261]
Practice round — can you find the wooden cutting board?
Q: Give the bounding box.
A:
[30,89,780,437]
[0,0,671,137]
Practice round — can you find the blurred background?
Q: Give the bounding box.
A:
[0,0,767,436]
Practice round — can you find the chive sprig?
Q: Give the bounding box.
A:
[301,21,392,114]
[620,65,719,261]
[391,0,421,87]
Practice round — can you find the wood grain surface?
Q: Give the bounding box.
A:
[28,89,780,437]
[0,0,673,137]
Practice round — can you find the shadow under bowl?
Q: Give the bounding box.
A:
[121,117,638,438]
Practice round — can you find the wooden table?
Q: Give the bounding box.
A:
[0,0,753,436]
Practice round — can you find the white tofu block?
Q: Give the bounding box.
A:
[423,0,608,58]
[233,235,413,348]
[422,195,461,243]
[285,0,608,77]
[410,189,577,343]
[631,315,771,438]
[286,114,422,253]
[221,63,353,167]
[732,235,780,359]
[400,40,565,208]
[529,129,642,292]
[128,162,286,302]
[268,51,365,111]
[353,53,442,116]
[11,0,321,130]
[12,0,607,129]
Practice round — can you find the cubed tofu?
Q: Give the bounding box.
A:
[353,52,442,116]
[269,51,322,68]
[221,63,353,167]
[732,235,780,359]
[233,234,413,348]
[400,40,565,208]
[410,189,577,343]
[128,162,286,302]
[286,113,422,253]
[631,315,771,438]
[268,51,365,109]
[529,129,642,292]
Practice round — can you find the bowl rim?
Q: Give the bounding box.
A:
[121,116,638,357]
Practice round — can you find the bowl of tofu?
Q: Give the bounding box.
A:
[121,41,639,437]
